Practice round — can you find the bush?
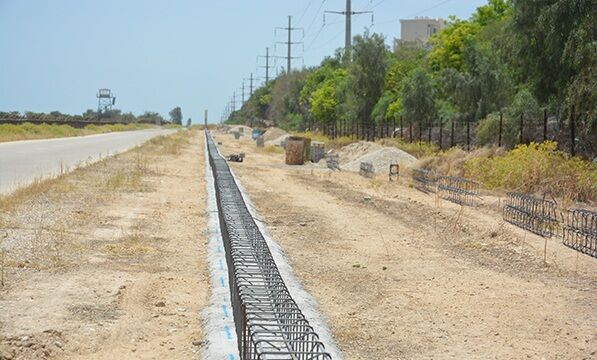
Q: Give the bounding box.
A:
[464,141,597,202]
[381,138,440,158]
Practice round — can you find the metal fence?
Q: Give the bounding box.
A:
[206,131,331,360]
[437,176,480,206]
[503,192,557,237]
[563,209,597,258]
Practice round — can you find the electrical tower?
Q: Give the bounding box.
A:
[325,0,373,62]
[275,16,303,74]
[258,47,272,84]
[96,88,116,116]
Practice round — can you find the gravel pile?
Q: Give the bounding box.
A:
[262,127,288,142]
[342,146,417,174]
[228,125,252,135]
[336,141,383,165]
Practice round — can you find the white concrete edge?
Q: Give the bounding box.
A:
[201,132,239,360]
[219,132,344,359]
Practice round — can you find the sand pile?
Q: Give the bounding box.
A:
[336,141,383,164]
[262,127,289,146]
[336,141,417,173]
[262,127,288,142]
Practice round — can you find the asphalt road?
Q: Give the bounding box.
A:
[0,128,177,194]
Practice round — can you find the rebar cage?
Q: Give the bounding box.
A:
[437,176,480,206]
[206,131,332,360]
[563,209,597,258]
[412,168,434,193]
[503,192,557,237]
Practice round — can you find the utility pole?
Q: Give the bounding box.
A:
[204,109,208,127]
[325,0,373,62]
[244,73,256,97]
[241,81,245,104]
[275,16,303,74]
[258,47,272,84]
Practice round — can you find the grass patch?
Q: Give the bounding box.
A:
[146,131,190,155]
[105,232,158,256]
[258,145,284,154]
[0,122,153,143]
[291,131,359,149]
[379,138,440,158]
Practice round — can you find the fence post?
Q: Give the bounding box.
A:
[570,105,576,156]
[428,120,432,143]
[466,119,470,151]
[543,109,548,142]
[498,111,503,147]
[409,120,413,143]
[418,122,422,142]
[519,113,524,145]
[451,118,455,148]
[400,116,403,139]
[439,117,443,150]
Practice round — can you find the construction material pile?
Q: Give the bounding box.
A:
[262,127,289,146]
[337,141,417,173]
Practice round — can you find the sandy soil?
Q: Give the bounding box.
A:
[0,131,209,359]
[216,133,597,360]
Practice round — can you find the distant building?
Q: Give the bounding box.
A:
[398,17,446,46]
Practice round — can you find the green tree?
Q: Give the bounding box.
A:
[346,31,389,135]
[169,107,183,125]
[428,18,480,72]
[401,68,437,138]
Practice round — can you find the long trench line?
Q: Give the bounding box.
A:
[205,131,332,359]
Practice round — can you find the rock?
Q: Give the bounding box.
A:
[299,222,306,227]
[53,341,63,349]
[192,339,205,346]
[155,300,166,307]
[363,196,372,201]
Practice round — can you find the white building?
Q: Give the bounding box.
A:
[399,17,446,44]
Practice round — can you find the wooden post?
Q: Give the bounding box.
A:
[418,121,422,142]
[409,120,413,143]
[428,121,432,143]
[400,116,403,139]
[570,105,576,156]
[498,112,503,147]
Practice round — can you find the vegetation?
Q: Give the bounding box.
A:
[0,122,152,143]
[169,106,183,125]
[226,0,596,159]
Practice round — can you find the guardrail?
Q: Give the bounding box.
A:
[205,131,331,359]
[503,192,557,237]
[437,176,480,206]
[563,209,597,258]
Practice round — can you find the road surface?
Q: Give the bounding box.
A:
[0,128,177,194]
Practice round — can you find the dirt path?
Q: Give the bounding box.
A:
[216,133,597,360]
[0,131,209,359]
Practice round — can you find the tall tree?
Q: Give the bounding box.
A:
[347,31,389,132]
[401,68,437,137]
[169,106,183,125]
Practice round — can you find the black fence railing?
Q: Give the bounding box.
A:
[563,209,597,258]
[503,192,558,237]
[437,176,480,206]
[206,131,332,360]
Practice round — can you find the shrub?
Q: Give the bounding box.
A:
[464,141,597,202]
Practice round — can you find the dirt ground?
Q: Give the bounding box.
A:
[217,133,597,360]
[0,131,209,359]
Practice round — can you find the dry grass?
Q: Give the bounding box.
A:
[105,231,158,256]
[0,122,153,143]
[257,145,284,154]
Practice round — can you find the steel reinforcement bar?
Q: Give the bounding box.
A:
[563,209,597,258]
[503,192,557,237]
[437,175,480,206]
[412,168,434,193]
[206,131,331,360]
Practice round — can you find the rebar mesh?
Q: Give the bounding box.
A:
[503,192,557,237]
[437,176,480,206]
[359,162,374,178]
[206,131,331,360]
[412,168,434,193]
[563,209,597,258]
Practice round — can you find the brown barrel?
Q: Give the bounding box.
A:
[285,136,305,165]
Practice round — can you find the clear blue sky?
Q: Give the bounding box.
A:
[0,0,486,123]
